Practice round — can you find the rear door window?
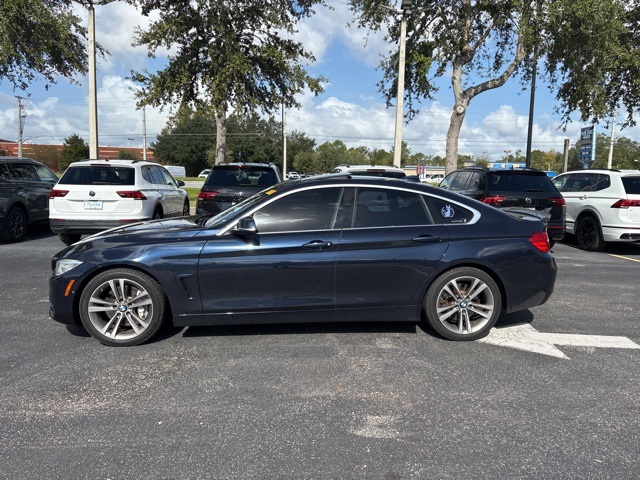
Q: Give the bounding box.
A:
[621,176,640,194]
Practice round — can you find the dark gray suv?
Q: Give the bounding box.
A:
[0,157,58,242]
[440,167,566,244]
[196,163,281,215]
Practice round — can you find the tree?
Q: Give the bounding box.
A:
[151,108,216,176]
[60,134,89,170]
[315,140,349,172]
[117,150,140,160]
[226,112,282,166]
[0,0,93,91]
[131,0,325,165]
[28,144,62,172]
[350,0,640,175]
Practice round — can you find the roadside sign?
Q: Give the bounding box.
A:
[579,126,596,168]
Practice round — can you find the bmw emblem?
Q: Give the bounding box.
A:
[89,190,96,197]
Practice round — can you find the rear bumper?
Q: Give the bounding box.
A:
[50,218,143,235]
[602,225,640,242]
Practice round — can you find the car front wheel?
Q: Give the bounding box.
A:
[59,233,81,245]
[79,268,167,346]
[575,215,605,251]
[423,267,501,341]
[182,200,190,216]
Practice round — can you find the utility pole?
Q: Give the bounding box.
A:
[382,0,414,168]
[607,112,615,169]
[282,103,287,176]
[142,106,148,161]
[17,96,26,157]
[85,0,116,159]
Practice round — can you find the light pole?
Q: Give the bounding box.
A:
[382,1,413,168]
[128,137,134,147]
[85,0,116,159]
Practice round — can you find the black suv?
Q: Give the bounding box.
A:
[440,167,566,243]
[0,157,59,242]
[196,163,281,215]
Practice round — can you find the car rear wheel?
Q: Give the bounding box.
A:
[79,268,167,346]
[59,233,81,245]
[575,215,605,251]
[1,206,26,242]
[423,267,501,341]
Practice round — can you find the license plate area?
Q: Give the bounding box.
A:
[84,200,103,210]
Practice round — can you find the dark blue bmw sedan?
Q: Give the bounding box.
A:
[49,174,557,346]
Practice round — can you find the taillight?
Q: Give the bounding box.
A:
[198,191,219,200]
[529,231,550,253]
[480,195,506,205]
[116,191,147,200]
[49,190,68,198]
[550,197,566,206]
[611,199,640,208]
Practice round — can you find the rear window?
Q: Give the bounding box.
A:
[206,166,279,187]
[621,176,640,194]
[58,166,135,186]
[486,172,557,193]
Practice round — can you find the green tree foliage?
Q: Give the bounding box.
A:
[350,0,639,175]
[0,0,92,91]
[151,109,215,176]
[286,131,316,170]
[60,134,89,170]
[315,140,349,172]
[227,112,282,166]
[131,0,326,165]
[27,144,62,172]
[117,150,140,160]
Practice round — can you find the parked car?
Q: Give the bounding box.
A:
[330,165,407,179]
[0,157,58,242]
[439,167,566,245]
[286,171,301,180]
[196,163,281,215]
[198,169,211,179]
[425,173,445,182]
[49,174,557,346]
[552,169,640,251]
[49,159,190,245]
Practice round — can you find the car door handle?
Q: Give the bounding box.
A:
[412,234,442,244]
[302,240,333,249]
[579,195,588,200]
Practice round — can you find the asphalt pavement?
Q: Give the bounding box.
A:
[1,230,639,479]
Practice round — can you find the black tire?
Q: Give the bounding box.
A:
[79,268,168,346]
[575,215,605,251]
[423,267,502,341]
[1,206,27,242]
[182,200,190,216]
[59,233,82,245]
[153,207,163,220]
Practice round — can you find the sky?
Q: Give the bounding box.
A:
[0,1,634,162]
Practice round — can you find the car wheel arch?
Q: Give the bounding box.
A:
[416,261,508,312]
[70,263,172,327]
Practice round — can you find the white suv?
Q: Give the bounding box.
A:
[49,159,190,245]
[552,169,640,250]
[330,165,406,178]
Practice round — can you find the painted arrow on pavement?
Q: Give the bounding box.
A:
[478,323,640,359]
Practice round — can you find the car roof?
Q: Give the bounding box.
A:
[0,156,41,164]
[556,169,640,176]
[67,159,157,167]
[451,166,547,175]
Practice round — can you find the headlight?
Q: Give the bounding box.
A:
[54,259,83,276]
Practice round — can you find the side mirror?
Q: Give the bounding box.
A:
[177,180,185,187]
[235,217,257,235]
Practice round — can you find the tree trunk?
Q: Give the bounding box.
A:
[215,112,227,165]
[445,104,467,174]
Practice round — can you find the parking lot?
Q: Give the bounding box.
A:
[1,228,639,479]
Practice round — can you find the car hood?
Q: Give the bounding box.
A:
[79,216,213,242]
